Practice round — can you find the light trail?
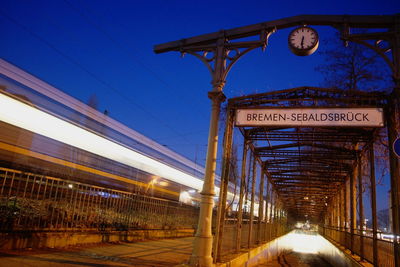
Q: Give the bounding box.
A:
[0,92,204,190]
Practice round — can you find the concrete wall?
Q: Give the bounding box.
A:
[217,234,291,267]
[0,228,194,250]
[318,235,363,267]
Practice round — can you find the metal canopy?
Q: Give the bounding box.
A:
[154,15,396,54]
[229,87,388,222]
[154,13,400,265]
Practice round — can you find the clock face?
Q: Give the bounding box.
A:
[288,26,319,56]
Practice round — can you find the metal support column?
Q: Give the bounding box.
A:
[357,154,364,260]
[268,183,273,241]
[344,180,348,248]
[339,187,344,244]
[387,21,400,260]
[189,88,226,267]
[335,195,339,228]
[215,109,234,262]
[329,200,333,227]
[236,140,248,253]
[387,28,400,261]
[387,95,400,267]
[369,143,378,267]
[248,157,256,248]
[258,170,265,244]
[264,179,270,241]
[269,190,274,239]
[274,196,278,237]
[350,166,357,254]
[339,187,343,231]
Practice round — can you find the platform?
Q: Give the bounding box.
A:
[0,237,193,267]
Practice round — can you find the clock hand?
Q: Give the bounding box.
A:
[301,36,304,48]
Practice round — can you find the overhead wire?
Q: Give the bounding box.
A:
[61,0,214,167]
[0,8,203,150]
[62,0,209,121]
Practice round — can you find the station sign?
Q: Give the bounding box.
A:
[235,108,384,127]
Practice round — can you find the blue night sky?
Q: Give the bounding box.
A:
[0,0,398,213]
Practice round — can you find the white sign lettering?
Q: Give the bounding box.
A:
[235,108,384,127]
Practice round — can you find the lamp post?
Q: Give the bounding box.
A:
[189,88,226,266]
[155,32,266,266]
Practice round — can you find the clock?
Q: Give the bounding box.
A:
[288,26,319,56]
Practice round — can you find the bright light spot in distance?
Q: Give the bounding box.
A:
[295,222,303,228]
[0,93,204,190]
[279,230,331,254]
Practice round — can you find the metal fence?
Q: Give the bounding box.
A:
[0,167,199,231]
[321,226,395,267]
[216,217,288,260]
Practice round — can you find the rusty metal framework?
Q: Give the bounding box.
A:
[228,86,387,222]
[214,136,288,261]
[211,86,398,265]
[155,14,400,266]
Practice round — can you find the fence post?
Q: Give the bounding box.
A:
[264,180,270,241]
[214,108,234,262]
[248,158,256,248]
[369,143,378,266]
[236,140,248,253]
[357,154,364,261]
[350,166,356,254]
[257,171,264,244]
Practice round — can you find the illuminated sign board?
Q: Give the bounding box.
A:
[235,108,384,127]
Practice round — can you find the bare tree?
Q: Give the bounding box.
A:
[316,35,393,186]
[316,34,393,92]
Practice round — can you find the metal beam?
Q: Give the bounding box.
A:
[154,15,396,53]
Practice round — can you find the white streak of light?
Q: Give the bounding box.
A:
[0,93,204,190]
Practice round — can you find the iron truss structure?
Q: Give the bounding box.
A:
[228,86,387,221]
[155,14,400,266]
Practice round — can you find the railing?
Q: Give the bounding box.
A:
[0,167,199,232]
[216,217,288,260]
[321,226,395,267]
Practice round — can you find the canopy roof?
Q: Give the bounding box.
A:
[228,87,388,221]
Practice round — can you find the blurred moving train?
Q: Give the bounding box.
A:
[0,59,220,204]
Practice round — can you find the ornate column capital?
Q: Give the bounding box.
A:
[208,91,226,104]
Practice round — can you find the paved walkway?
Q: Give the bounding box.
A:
[257,251,334,267]
[0,237,193,267]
